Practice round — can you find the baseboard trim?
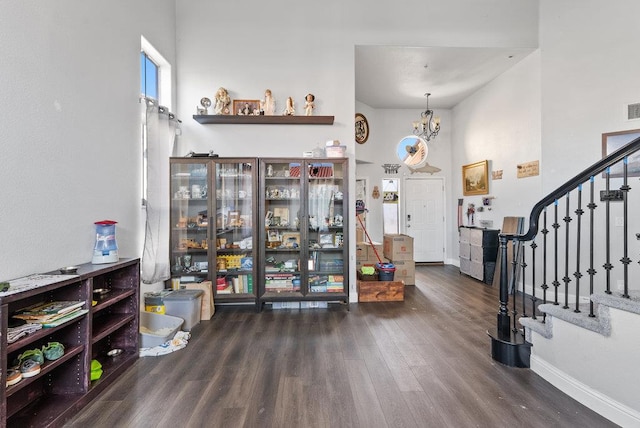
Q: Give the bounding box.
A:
[531,355,640,427]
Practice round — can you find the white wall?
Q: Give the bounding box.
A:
[356,51,540,264]
[451,50,542,259]
[355,103,453,247]
[174,1,539,292]
[0,1,176,279]
[539,0,640,290]
[540,0,640,192]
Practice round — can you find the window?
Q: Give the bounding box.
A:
[140,52,158,100]
[140,36,172,207]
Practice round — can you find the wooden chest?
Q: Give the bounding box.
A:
[357,280,404,302]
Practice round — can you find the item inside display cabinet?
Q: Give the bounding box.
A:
[216,275,253,294]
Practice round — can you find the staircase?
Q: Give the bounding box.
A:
[488,136,640,427]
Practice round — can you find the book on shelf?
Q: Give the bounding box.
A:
[18,300,85,316]
[13,301,86,323]
[217,274,253,294]
[41,309,89,327]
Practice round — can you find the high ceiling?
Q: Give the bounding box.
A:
[355,46,536,110]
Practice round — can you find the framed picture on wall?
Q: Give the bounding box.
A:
[602,129,640,177]
[462,160,489,196]
[233,99,260,115]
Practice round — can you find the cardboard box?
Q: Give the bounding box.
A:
[392,260,415,285]
[184,281,215,320]
[356,241,383,261]
[357,280,404,302]
[383,234,414,261]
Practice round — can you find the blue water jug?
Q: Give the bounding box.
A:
[92,220,119,264]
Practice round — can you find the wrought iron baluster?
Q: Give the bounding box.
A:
[587,176,597,317]
[541,209,549,322]
[573,184,583,313]
[530,240,537,320]
[553,200,560,305]
[511,240,519,333]
[604,167,613,294]
[621,157,631,298]
[521,246,528,320]
[563,193,572,309]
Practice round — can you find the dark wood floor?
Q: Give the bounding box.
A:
[66,265,617,428]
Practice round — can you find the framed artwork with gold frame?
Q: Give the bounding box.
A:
[462,160,489,196]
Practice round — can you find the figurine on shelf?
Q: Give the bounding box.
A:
[304,93,315,116]
[283,97,295,116]
[260,89,276,116]
[214,87,231,115]
[467,203,476,226]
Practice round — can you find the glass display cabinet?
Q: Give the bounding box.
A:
[212,159,257,304]
[170,159,210,284]
[169,158,258,306]
[259,158,348,309]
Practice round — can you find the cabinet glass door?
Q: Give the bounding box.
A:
[213,160,257,301]
[306,160,346,294]
[170,160,210,283]
[261,160,303,298]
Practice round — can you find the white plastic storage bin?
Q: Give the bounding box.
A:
[163,289,204,331]
[139,311,184,348]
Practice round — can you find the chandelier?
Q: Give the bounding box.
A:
[412,93,441,141]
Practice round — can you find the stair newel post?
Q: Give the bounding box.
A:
[488,233,532,368]
[621,157,631,298]
[587,176,597,318]
[497,234,511,337]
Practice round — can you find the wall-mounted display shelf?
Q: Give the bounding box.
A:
[193,115,334,125]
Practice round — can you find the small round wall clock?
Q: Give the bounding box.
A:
[355,113,369,144]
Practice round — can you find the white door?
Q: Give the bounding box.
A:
[403,177,445,262]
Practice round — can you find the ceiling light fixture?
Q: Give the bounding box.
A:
[412,93,441,141]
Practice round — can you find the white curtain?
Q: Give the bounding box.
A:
[141,99,179,284]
